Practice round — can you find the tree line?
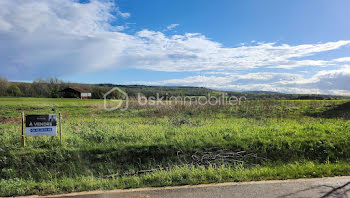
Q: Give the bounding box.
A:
[0,77,213,99]
[0,76,348,100]
[0,77,120,99]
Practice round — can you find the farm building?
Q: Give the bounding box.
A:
[60,87,91,99]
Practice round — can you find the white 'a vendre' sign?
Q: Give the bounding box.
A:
[25,114,57,136]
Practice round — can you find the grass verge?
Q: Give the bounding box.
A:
[1,161,350,197]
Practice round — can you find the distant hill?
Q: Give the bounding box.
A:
[2,79,350,100]
[96,84,209,90]
[96,83,350,100]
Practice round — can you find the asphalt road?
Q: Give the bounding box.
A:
[30,176,350,198]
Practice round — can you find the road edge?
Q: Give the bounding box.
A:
[18,176,350,198]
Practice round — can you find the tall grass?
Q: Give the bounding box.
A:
[1,162,350,196]
[0,98,350,196]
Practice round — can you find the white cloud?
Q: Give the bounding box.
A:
[333,57,350,62]
[123,31,350,72]
[116,7,130,19]
[133,67,350,95]
[166,24,179,30]
[298,65,350,90]
[0,0,350,95]
[267,60,332,69]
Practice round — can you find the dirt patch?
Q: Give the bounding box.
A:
[0,116,21,124]
[16,107,43,111]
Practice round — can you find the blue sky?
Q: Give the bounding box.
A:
[1,0,350,94]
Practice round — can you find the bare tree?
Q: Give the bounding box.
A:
[0,77,9,96]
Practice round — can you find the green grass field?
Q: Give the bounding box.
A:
[0,97,350,196]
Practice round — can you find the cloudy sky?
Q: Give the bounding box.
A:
[1,0,350,95]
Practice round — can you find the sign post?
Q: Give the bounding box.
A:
[59,112,62,145]
[21,112,25,147]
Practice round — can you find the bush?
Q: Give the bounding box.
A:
[7,84,22,96]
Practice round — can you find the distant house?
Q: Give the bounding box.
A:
[60,87,91,99]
